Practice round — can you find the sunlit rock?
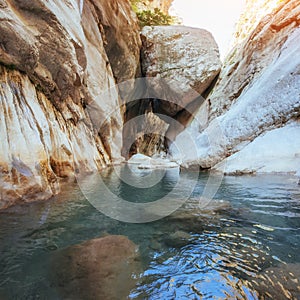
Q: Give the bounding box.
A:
[133,0,173,14]
[141,25,221,117]
[128,153,152,165]
[174,0,300,172]
[128,153,179,169]
[213,122,300,174]
[0,0,141,208]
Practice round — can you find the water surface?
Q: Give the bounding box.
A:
[0,166,299,299]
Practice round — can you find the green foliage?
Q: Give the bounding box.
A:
[136,8,175,27]
[130,0,140,13]
[129,1,176,28]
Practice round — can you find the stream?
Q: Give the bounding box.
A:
[0,166,299,299]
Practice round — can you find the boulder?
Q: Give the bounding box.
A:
[51,235,140,300]
[141,25,221,118]
[139,25,221,150]
[128,153,179,169]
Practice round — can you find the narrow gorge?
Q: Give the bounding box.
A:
[1,0,299,209]
[0,0,300,299]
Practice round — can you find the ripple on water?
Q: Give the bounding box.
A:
[0,169,299,299]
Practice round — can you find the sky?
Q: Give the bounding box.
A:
[170,0,246,59]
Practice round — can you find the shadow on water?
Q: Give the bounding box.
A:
[0,166,299,299]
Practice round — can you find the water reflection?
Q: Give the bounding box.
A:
[77,166,199,223]
[0,169,299,299]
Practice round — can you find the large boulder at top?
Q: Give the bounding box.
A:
[140,25,221,117]
[0,0,141,209]
[172,0,300,173]
[51,235,140,300]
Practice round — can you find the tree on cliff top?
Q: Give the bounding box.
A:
[130,0,178,27]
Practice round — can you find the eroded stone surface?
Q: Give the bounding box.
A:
[141,25,221,118]
[136,25,221,153]
[173,0,300,172]
[0,0,141,208]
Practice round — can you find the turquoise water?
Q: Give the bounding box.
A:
[0,166,300,299]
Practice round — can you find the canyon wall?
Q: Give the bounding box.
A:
[173,0,300,174]
[0,0,141,209]
[1,0,299,209]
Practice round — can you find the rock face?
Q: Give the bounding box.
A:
[208,0,300,120]
[0,0,141,209]
[141,26,221,118]
[52,235,140,300]
[96,0,142,82]
[173,0,300,173]
[214,123,300,174]
[126,25,220,156]
[2,0,298,208]
[234,0,285,45]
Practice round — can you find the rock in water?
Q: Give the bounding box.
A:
[250,263,300,299]
[165,230,192,248]
[128,153,179,169]
[51,235,140,300]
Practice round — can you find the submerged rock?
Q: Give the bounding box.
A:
[167,198,232,233]
[250,263,300,299]
[170,198,232,219]
[165,230,192,248]
[51,235,140,300]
